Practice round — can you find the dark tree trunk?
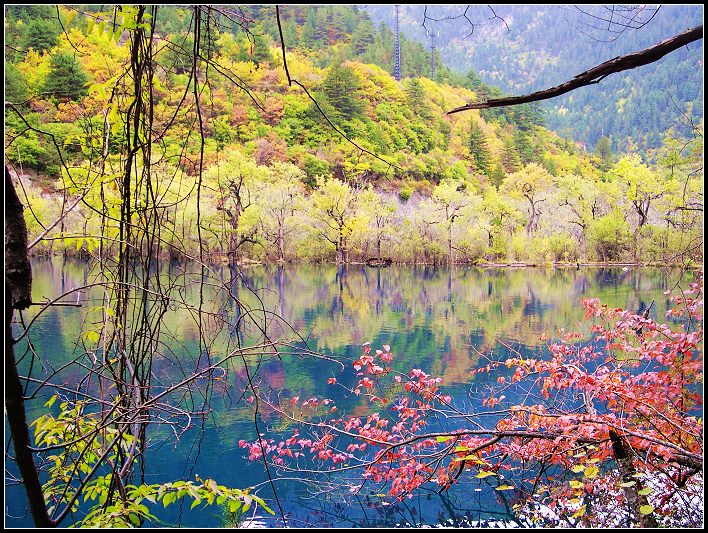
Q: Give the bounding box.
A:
[5,166,52,527]
[610,430,658,528]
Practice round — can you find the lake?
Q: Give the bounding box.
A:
[6,260,683,527]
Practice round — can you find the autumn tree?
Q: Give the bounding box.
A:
[255,163,307,261]
[424,179,480,263]
[309,177,362,263]
[500,163,552,235]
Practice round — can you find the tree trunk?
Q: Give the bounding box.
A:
[609,430,658,528]
[278,219,285,262]
[526,197,536,235]
[229,210,240,265]
[447,224,453,264]
[5,166,52,527]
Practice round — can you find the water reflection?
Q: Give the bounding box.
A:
[7,260,683,527]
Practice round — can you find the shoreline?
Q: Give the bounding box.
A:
[28,253,700,270]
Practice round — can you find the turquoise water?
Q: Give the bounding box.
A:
[6,260,681,527]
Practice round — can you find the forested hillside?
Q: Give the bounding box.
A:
[366,4,703,152]
[4,5,703,265]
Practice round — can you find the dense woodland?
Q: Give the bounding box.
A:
[5,5,703,266]
[366,4,704,151]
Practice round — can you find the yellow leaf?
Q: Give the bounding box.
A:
[476,470,496,478]
[65,10,76,27]
[572,504,586,518]
[584,466,599,479]
[639,505,654,515]
[495,485,514,491]
[571,464,585,473]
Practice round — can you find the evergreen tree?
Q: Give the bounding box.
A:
[595,135,613,171]
[350,18,375,55]
[321,64,363,120]
[513,130,536,165]
[405,78,431,119]
[501,137,522,174]
[6,63,29,103]
[314,8,330,44]
[251,28,272,65]
[302,8,317,49]
[41,53,90,101]
[468,117,492,175]
[22,18,59,53]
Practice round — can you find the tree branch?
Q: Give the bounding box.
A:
[448,25,703,114]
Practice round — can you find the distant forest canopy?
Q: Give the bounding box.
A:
[365,4,704,152]
[4,5,703,265]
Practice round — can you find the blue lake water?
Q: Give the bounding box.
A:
[6,260,683,527]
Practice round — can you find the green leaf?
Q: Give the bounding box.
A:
[228,499,241,513]
[86,18,95,33]
[638,487,653,496]
[97,21,106,36]
[640,505,654,515]
[45,395,57,408]
[620,481,636,488]
[163,492,176,508]
[436,436,453,443]
[83,330,101,344]
[190,498,201,510]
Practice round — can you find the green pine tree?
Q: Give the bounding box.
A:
[251,28,272,65]
[350,18,375,55]
[595,135,614,171]
[501,137,522,174]
[301,8,317,49]
[22,18,59,53]
[41,52,90,101]
[321,64,363,120]
[469,117,492,175]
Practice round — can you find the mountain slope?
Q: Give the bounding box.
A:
[364,4,703,151]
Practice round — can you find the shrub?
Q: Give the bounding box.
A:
[587,210,631,261]
[398,186,413,203]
